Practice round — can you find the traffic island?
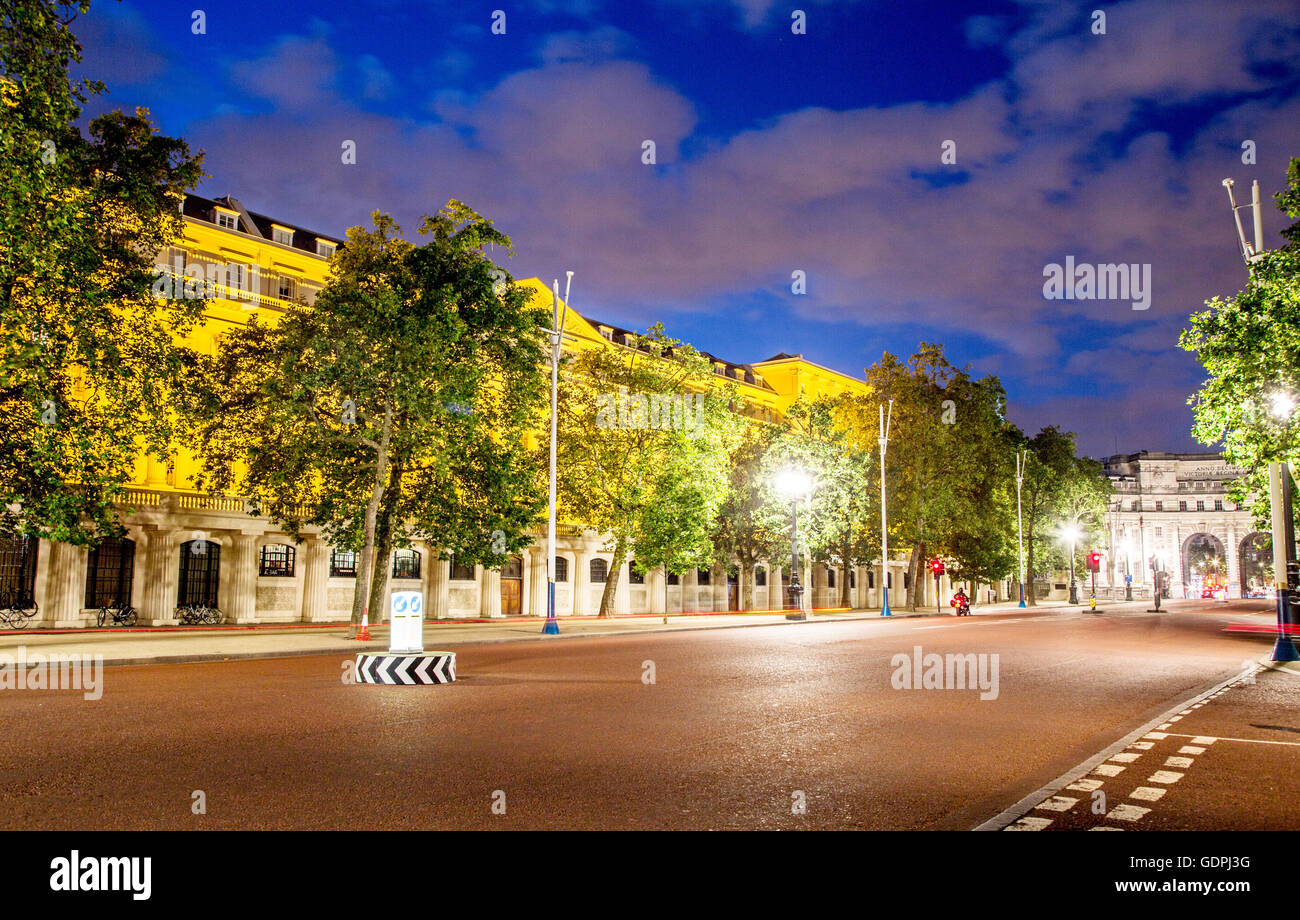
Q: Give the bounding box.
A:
[355,650,456,685]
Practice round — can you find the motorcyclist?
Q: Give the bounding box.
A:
[950,588,970,616]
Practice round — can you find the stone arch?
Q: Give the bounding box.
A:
[1238,532,1272,597]
[1181,532,1226,597]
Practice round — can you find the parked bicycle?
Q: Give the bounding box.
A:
[0,596,37,630]
[96,604,138,627]
[176,604,222,625]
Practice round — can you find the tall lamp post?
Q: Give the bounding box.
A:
[1267,390,1298,661]
[1061,523,1081,605]
[542,273,573,635]
[879,399,894,616]
[775,467,812,621]
[1015,449,1027,607]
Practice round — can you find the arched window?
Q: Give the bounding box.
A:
[259,543,295,577]
[850,570,856,589]
[590,558,608,583]
[667,571,679,586]
[628,562,645,585]
[827,568,836,588]
[392,548,421,579]
[86,537,136,607]
[754,566,767,586]
[553,556,569,582]
[696,568,711,585]
[178,540,221,607]
[330,549,356,577]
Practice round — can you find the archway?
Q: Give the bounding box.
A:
[1181,533,1226,598]
[1238,532,1272,598]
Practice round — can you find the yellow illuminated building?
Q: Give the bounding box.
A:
[24,195,888,628]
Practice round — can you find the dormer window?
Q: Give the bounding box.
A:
[316,240,336,258]
[215,211,238,230]
[272,226,294,246]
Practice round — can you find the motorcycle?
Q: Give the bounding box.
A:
[951,594,971,617]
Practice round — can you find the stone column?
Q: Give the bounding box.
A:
[528,547,548,616]
[46,540,87,628]
[226,532,259,624]
[772,564,784,609]
[1226,526,1240,597]
[428,553,450,620]
[614,558,632,615]
[648,566,666,614]
[574,549,592,616]
[479,566,502,618]
[299,537,330,622]
[139,527,178,625]
[711,564,726,612]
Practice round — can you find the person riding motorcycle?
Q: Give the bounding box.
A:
[950,588,970,617]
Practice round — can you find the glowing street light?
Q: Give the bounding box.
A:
[775,466,812,621]
[1269,390,1296,421]
[1060,523,1082,605]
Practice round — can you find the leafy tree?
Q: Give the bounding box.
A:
[1,0,204,543]
[1016,426,1078,605]
[185,205,547,634]
[553,325,740,615]
[710,425,788,609]
[1181,156,1300,534]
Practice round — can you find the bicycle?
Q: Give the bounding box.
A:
[176,604,222,625]
[97,604,138,627]
[0,598,37,630]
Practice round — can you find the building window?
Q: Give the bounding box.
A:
[903,572,910,589]
[1155,527,1163,537]
[277,276,295,300]
[1155,501,1163,512]
[868,571,875,589]
[628,563,645,585]
[272,227,293,246]
[667,571,679,586]
[554,556,569,583]
[1214,500,1223,511]
[696,568,711,585]
[330,550,357,577]
[259,544,295,577]
[1179,501,1187,512]
[1131,501,1140,511]
[850,570,856,589]
[449,555,475,581]
[754,566,767,586]
[1196,500,1205,511]
[827,568,836,588]
[316,240,336,258]
[392,548,421,579]
[215,211,238,230]
[178,540,221,607]
[85,537,134,607]
[590,558,608,583]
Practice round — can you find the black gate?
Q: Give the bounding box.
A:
[178,540,220,607]
[0,535,38,608]
[85,537,135,608]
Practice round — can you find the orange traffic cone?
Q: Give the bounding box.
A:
[357,612,371,641]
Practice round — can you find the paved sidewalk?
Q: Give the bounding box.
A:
[0,598,1106,667]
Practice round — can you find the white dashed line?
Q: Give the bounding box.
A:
[1179,745,1206,755]
[1007,816,1053,831]
[1109,752,1140,763]
[1147,771,1184,784]
[1106,804,1151,822]
[1066,778,1105,792]
[1093,764,1125,777]
[1129,741,1154,750]
[1129,787,1167,802]
[1089,826,1125,831]
[1034,796,1079,812]
[1164,756,1194,768]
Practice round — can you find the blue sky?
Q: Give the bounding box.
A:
[71,0,1300,456]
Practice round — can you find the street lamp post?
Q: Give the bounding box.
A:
[775,467,812,621]
[879,400,894,616]
[1015,449,1027,607]
[1266,389,1299,660]
[542,273,572,635]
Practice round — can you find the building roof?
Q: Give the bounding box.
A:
[182,193,345,255]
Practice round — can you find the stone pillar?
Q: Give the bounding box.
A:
[428,553,450,620]
[528,547,548,616]
[574,550,592,616]
[648,566,666,614]
[1226,526,1240,597]
[299,537,330,622]
[45,540,87,628]
[772,564,784,609]
[226,532,259,624]
[139,527,178,625]
[479,567,502,618]
[711,565,726,612]
[614,558,632,615]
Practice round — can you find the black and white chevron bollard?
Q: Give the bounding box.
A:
[355,651,456,685]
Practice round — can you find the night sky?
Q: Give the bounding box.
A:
[72,0,1300,457]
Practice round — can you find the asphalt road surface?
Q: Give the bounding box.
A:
[2,599,1295,830]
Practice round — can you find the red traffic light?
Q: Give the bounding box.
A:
[1087,552,1102,572]
[930,558,945,575]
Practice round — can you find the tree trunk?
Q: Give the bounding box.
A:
[349,403,394,637]
[1025,523,1037,606]
[906,540,923,610]
[839,537,852,608]
[741,554,755,611]
[366,462,405,625]
[597,535,627,617]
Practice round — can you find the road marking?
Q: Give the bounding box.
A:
[1089,826,1125,831]
[1129,787,1167,802]
[1147,770,1184,784]
[1179,745,1206,755]
[1168,733,1300,748]
[1109,752,1141,763]
[1006,816,1053,831]
[1129,741,1154,749]
[1164,756,1194,768]
[1034,796,1079,812]
[1093,764,1125,776]
[1106,804,1151,822]
[975,662,1255,832]
[1066,778,1104,792]
[1191,736,1218,745]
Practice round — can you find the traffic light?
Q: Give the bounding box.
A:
[1087,552,1102,573]
[930,558,945,577]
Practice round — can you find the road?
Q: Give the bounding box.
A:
[2,598,1295,830]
